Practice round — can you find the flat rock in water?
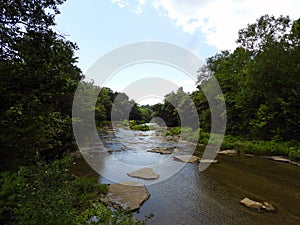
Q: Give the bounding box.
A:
[200,159,219,164]
[262,201,276,212]
[147,147,173,154]
[265,156,290,163]
[218,149,238,155]
[265,156,300,166]
[127,167,159,180]
[289,161,300,166]
[173,155,200,163]
[240,198,276,212]
[165,135,179,142]
[104,182,150,211]
[240,198,263,211]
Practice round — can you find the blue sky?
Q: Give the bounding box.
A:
[55,0,300,104]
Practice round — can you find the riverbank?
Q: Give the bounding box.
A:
[165,127,300,162]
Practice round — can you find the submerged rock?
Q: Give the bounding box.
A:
[240,198,276,212]
[262,201,276,212]
[173,155,200,163]
[127,167,159,180]
[103,182,150,211]
[147,147,173,154]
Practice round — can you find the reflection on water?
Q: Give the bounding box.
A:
[95,128,300,225]
[92,128,196,185]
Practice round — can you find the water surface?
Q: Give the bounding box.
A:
[95,128,300,225]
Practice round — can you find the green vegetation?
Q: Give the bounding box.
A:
[0,1,150,224]
[1,0,82,171]
[222,136,300,161]
[0,157,149,225]
[166,127,300,161]
[129,120,150,131]
[167,127,182,136]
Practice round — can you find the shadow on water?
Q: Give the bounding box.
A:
[80,128,300,225]
[136,155,300,225]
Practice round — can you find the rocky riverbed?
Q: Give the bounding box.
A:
[73,128,300,225]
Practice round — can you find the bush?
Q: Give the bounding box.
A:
[128,120,150,131]
[167,127,181,136]
[232,139,300,161]
[0,156,149,225]
[77,203,152,225]
[198,131,210,145]
[288,148,300,161]
[221,135,240,149]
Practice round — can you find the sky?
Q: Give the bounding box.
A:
[55,0,300,104]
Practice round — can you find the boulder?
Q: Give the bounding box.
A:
[218,149,237,155]
[127,167,159,180]
[103,182,150,211]
[173,155,200,163]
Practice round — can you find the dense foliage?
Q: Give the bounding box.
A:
[0,157,149,225]
[0,0,82,171]
[196,15,300,141]
[0,1,150,224]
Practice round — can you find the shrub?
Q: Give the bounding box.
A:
[288,148,300,161]
[166,127,181,136]
[0,156,149,225]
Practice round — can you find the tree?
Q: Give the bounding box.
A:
[1,0,65,60]
[150,87,199,128]
[237,15,292,53]
[0,0,82,171]
[236,15,300,140]
[195,15,300,140]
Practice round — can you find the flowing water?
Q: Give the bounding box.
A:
[86,128,300,225]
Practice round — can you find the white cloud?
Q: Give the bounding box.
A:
[152,0,300,50]
[111,0,130,8]
[113,0,300,51]
[133,0,147,14]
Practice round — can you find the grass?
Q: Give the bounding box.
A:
[129,120,150,131]
[166,127,300,162]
